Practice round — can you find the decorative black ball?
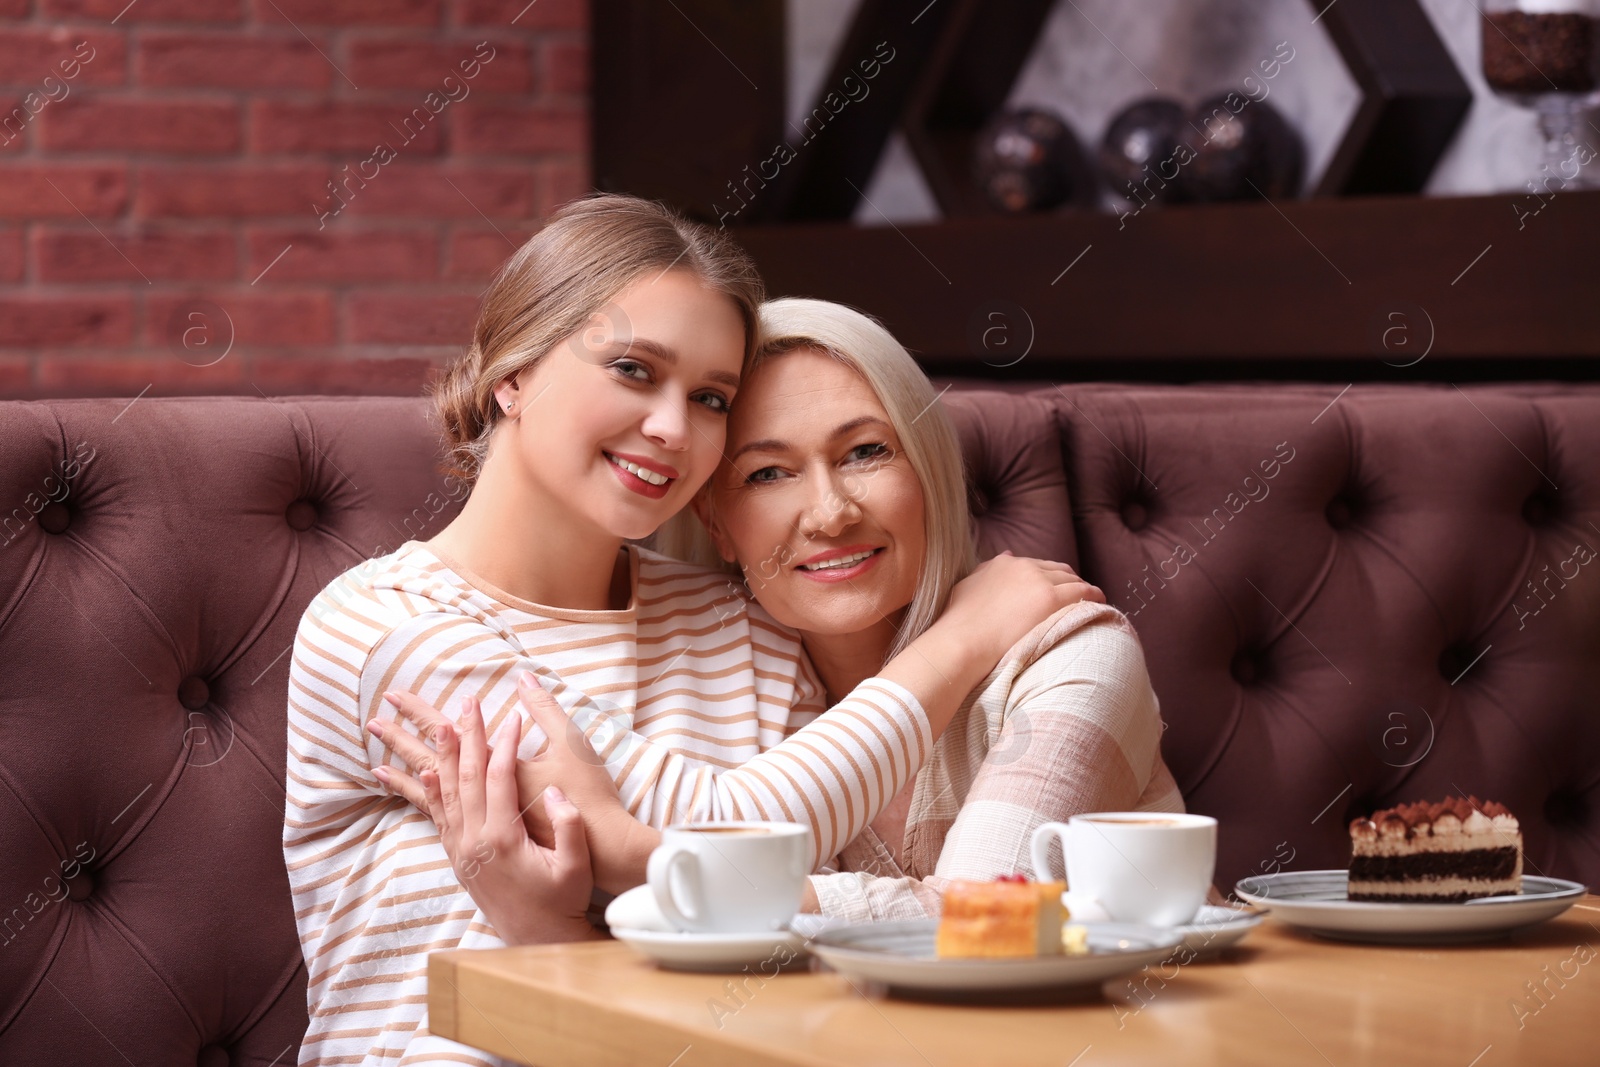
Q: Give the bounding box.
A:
[972,107,1089,213]
[1098,97,1194,206]
[1248,100,1305,199]
[1185,95,1304,202]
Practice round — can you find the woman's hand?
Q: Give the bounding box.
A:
[940,552,1104,667]
[506,672,662,893]
[368,697,597,945]
[372,672,660,895]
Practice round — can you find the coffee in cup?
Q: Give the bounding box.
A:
[1030,811,1216,926]
[646,821,811,934]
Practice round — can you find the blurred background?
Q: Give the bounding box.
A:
[789,0,1590,222]
[1,0,1595,398]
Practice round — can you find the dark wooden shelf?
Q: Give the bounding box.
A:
[736,188,1600,379]
[591,0,1471,226]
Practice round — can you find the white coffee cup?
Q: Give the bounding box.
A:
[646,821,811,934]
[1030,812,1217,927]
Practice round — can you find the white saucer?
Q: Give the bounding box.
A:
[1171,904,1265,955]
[1234,871,1588,943]
[611,925,810,972]
[604,884,812,972]
[1059,893,1262,957]
[602,884,675,933]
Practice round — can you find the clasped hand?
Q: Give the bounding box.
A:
[367,670,649,942]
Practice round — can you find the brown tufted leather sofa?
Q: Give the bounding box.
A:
[2,385,1596,1064]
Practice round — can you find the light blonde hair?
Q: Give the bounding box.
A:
[658,298,976,662]
[432,193,765,484]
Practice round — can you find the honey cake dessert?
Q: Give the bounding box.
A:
[935,876,1069,958]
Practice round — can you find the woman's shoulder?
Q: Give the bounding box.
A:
[1003,600,1148,681]
[996,601,1166,765]
[297,542,487,647]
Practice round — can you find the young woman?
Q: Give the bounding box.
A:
[374,297,1182,932]
[283,198,1089,1067]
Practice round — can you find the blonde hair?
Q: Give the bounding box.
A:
[659,298,976,662]
[432,193,765,484]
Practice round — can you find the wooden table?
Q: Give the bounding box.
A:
[430,897,1600,1067]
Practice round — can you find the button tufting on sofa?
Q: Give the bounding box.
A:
[1545,791,1586,828]
[285,500,319,531]
[38,501,70,534]
[0,396,518,1063]
[65,870,94,902]
[1324,495,1357,529]
[1437,643,1485,684]
[1120,499,1149,531]
[1229,649,1267,685]
[178,677,211,711]
[1522,488,1559,527]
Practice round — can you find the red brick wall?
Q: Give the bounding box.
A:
[0,0,589,398]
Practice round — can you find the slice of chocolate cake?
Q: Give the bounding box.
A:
[1348,797,1522,903]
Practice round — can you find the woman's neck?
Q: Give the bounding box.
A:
[801,612,902,704]
[428,451,628,611]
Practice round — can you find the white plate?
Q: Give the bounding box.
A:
[1172,904,1265,955]
[612,925,810,973]
[1057,896,1263,956]
[810,919,1181,993]
[1234,870,1588,943]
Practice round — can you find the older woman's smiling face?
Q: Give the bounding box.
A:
[700,346,926,638]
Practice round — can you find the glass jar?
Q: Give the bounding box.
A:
[1482,0,1600,189]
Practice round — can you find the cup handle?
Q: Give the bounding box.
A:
[1030,821,1072,885]
[647,843,702,931]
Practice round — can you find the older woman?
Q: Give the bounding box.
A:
[375,298,1181,927]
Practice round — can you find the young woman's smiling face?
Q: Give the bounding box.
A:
[497,269,746,542]
[702,346,926,637]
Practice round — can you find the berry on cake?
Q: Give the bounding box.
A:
[1347,796,1522,903]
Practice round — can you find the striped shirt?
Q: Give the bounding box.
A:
[284,541,929,1067]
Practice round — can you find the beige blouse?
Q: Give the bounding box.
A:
[810,600,1185,921]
